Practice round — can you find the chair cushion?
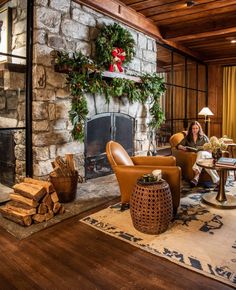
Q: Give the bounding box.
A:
[169,132,185,148]
[106,141,134,167]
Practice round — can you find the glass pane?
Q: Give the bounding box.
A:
[162,85,172,120]
[0,2,27,62]
[187,89,197,119]
[187,59,197,89]
[173,120,185,133]
[0,0,27,192]
[198,91,207,122]
[198,64,206,91]
[157,44,172,83]
[156,120,172,146]
[173,86,185,120]
[173,53,185,87]
[0,67,26,128]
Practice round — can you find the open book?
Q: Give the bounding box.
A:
[185,146,203,152]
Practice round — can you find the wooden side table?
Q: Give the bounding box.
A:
[197,159,236,209]
[130,179,173,234]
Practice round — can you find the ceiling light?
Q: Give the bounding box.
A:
[231,39,236,43]
[185,1,196,7]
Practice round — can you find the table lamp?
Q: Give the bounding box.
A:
[198,107,214,136]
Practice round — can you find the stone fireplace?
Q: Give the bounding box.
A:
[30,1,158,180]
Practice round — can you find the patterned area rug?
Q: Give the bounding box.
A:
[82,182,236,288]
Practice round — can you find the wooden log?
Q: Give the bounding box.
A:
[32,214,46,223]
[42,194,53,211]
[59,205,65,214]
[51,165,64,177]
[5,202,36,215]
[45,210,54,221]
[65,153,75,174]
[10,193,38,207]
[55,156,71,176]
[13,183,47,201]
[37,203,48,214]
[50,191,59,203]
[24,178,54,194]
[53,202,61,214]
[8,200,35,210]
[0,207,32,226]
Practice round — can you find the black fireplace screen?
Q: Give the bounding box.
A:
[0,130,16,186]
[85,113,134,179]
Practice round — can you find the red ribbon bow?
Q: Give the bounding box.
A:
[109,47,126,73]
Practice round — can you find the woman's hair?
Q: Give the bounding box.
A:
[186,121,204,141]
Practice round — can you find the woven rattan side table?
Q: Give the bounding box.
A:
[130,179,173,234]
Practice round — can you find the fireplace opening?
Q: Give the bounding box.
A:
[85,113,134,179]
[0,130,16,187]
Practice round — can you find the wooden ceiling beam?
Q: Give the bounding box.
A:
[151,0,236,21]
[204,56,236,65]
[74,0,202,60]
[152,3,236,25]
[161,13,236,39]
[138,0,217,17]
[167,27,236,42]
[130,0,182,11]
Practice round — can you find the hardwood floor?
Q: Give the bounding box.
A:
[0,199,233,290]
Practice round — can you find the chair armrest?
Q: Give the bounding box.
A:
[114,165,181,211]
[131,155,176,166]
[171,148,197,180]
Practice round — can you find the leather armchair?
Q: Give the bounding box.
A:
[169,132,210,181]
[106,141,181,213]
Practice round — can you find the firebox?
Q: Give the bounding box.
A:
[0,130,16,186]
[85,113,134,179]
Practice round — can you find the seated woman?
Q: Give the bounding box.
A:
[177,121,219,187]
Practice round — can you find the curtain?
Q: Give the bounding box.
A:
[223,66,236,141]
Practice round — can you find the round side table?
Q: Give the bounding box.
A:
[130,179,173,235]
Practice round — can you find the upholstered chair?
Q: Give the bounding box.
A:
[106,140,181,214]
[169,131,211,181]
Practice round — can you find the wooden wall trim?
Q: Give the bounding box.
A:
[74,0,202,60]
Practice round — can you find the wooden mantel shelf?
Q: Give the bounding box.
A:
[54,65,142,83]
[102,71,141,83]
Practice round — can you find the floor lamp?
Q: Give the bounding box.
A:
[198,107,214,137]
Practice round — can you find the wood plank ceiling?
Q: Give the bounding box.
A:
[118,0,236,63]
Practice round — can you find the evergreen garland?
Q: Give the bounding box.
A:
[51,24,165,142]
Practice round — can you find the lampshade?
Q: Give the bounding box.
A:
[198,107,214,116]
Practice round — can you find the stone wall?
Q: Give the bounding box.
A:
[32,0,157,179]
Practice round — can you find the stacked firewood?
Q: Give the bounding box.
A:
[0,178,65,227]
[50,154,82,182]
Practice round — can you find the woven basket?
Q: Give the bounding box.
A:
[50,171,78,203]
[130,180,173,234]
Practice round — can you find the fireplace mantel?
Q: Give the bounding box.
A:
[54,65,141,83]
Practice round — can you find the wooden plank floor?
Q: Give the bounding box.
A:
[0,199,233,290]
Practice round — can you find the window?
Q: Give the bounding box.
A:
[156,42,207,139]
[0,0,31,189]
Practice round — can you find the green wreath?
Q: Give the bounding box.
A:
[95,23,135,69]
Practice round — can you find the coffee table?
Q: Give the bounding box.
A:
[197,159,236,209]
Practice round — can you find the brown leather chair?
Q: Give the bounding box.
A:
[169,131,210,181]
[106,140,181,214]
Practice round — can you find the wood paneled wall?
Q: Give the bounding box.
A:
[208,64,223,137]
